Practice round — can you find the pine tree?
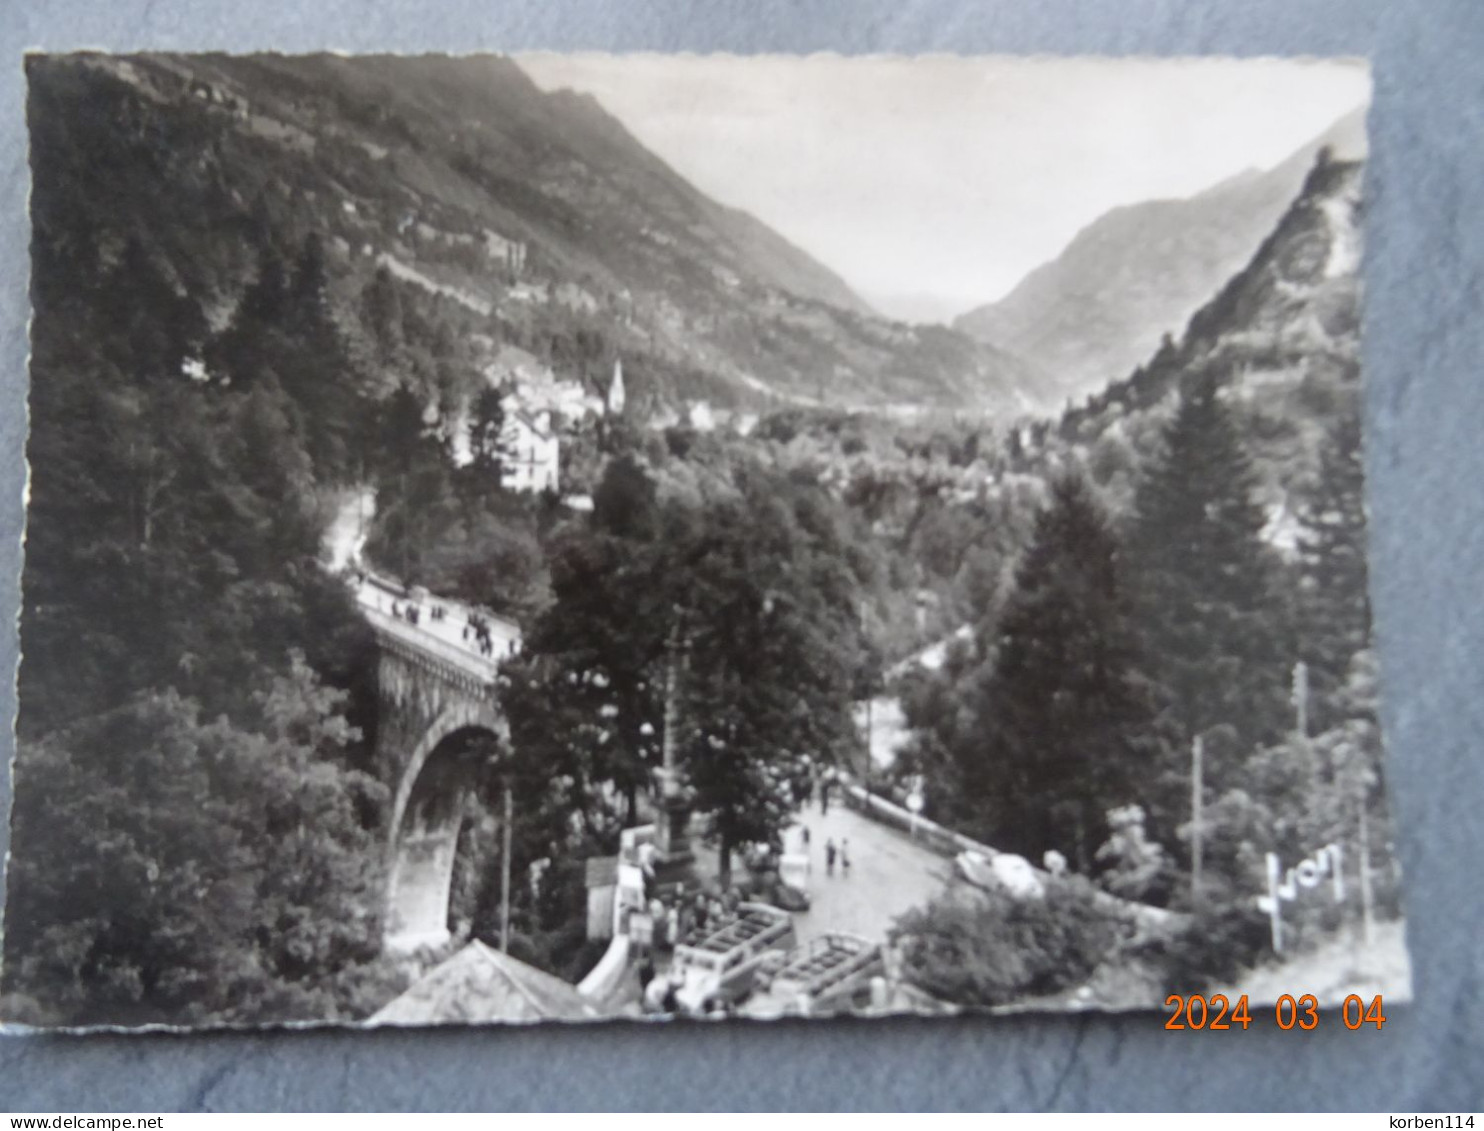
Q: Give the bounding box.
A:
[468,385,509,483]
[1128,373,1293,748]
[369,384,442,583]
[963,474,1165,868]
[207,243,290,390]
[592,453,658,541]
[358,264,405,368]
[280,234,359,476]
[1295,405,1371,728]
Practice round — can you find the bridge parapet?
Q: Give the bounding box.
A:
[363,606,501,691]
[354,574,520,678]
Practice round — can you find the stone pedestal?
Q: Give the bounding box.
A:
[657,796,693,866]
[651,764,698,889]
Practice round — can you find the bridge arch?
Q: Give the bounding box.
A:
[384,704,509,951]
[387,700,508,848]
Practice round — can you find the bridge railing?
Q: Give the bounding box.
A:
[360,602,506,683]
[355,569,522,638]
[838,780,989,859]
[837,777,1180,930]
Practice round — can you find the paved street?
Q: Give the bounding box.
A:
[782,798,952,945]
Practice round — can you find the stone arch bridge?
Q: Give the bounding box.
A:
[355,576,522,952]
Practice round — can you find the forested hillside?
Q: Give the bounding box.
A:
[884,150,1394,1000]
[24,53,1035,416]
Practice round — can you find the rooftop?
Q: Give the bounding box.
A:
[369,941,598,1027]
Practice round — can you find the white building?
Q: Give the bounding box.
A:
[502,409,560,495]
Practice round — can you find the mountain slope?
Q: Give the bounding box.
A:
[955,108,1366,410]
[34,52,1031,414]
[1046,150,1366,535]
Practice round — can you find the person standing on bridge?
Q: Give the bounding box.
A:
[841,838,852,877]
[825,838,837,877]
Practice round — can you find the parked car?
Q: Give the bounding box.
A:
[954,849,1044,899]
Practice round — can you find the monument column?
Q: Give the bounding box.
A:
[655,619,694,867]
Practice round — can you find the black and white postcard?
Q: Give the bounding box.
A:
[2,52,1409,1029]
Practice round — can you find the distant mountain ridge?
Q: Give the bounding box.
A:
[955,107,1367,411]
[1050,149,1365,535]
[44,52,1032,414]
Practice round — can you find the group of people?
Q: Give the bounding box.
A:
[462,612,499,657]
[632,880,745,956]
[387,599,452,628]
[389,600,423,627]
[824,836,851,878]
[796,818,852,879]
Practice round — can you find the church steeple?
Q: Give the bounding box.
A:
[607,357,625,415]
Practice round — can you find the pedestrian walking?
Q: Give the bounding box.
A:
[820,778,830,815]
[649,896,667,948]
[637,954,656,997]
[841,837,851,876]
[801,825,811,849]
[825,837,837,877]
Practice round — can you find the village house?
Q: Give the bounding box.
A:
[502,408,560,495]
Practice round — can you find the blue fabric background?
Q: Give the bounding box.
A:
[1,0,1480,1112]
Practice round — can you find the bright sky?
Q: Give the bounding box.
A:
[518,54,1369,324]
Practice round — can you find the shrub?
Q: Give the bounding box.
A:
[891,875,1125,1008]
[1151,900,1272,994]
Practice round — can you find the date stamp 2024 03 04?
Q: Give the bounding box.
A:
[1163,992,1389,1031]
